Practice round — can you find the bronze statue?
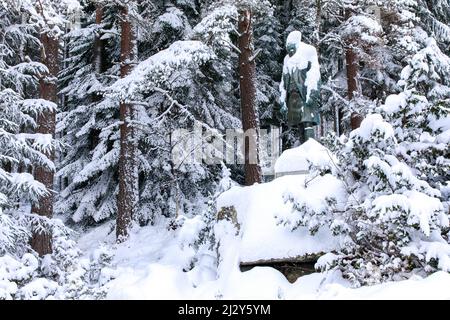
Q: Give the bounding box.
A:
[280,31,321,144]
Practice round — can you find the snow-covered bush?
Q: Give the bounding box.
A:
[283,114,450,286]
[0,211,114,300]
[175,165,235,279]
[380,35,450,213]
[337,115,448,286]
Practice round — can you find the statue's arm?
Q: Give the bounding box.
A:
[304,47,321,105]
[280,57,289,109]
[279,73,289,117]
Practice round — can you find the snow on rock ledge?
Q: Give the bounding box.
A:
[217,174,342,265]
[274,139,337,177]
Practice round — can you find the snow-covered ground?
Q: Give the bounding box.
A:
[77,221,450,300]
[76,157,450,300]
[74,141,450,300]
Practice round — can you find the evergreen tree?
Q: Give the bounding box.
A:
[285,114,450,286]
[58,1,242,226]
[381,33,450,211]
[0,0,54,248]
[57,2,123,224]
[0,0,111,300]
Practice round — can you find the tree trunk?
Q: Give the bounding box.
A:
[238,8,262,186]
[90,5,105,149]
[93,5,105,76]
[31,32,59,256]
[282,0,293,25]
[315,0,322,45]
[344,9,363,130]
[116,4,138,242]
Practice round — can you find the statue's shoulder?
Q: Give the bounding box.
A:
[299,42,318,55]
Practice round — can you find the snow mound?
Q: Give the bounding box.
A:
[382,93,407,114]
[274,139,337,176]
[76,214,450,299]
[217,174,342,264]
[310,272,450,300]
[351,114,395,141]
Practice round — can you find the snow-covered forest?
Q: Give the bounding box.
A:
[0,0,449,300]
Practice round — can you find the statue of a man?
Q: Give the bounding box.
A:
[280,31,321,144]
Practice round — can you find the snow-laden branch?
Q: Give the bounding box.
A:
[322,84,349,105]
[249,48,262,62]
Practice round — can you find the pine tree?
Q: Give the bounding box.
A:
[285,114,450,286]
[58,1,243,227]
[31,1,61,256]
[0,0,54,231]
[380,31,450,212]
[57,2,122,224]
[0,0,112,300]
[237,5,261,186]
[116,1,138,242]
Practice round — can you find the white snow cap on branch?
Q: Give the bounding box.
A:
[350,114,395,142]
[110,40,214,100]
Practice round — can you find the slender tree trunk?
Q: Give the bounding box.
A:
[116,4,138,242]
[31,32,59,256]
[344,9,363,130]
[346,46,358,99]
[315,0,322,45]
[93,5,105,76]
[238,8,262,186]
[90,4,105,149]
[334,56,344,135]
[282,0,293,25]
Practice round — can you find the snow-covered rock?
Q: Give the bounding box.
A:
[217,174,342,264]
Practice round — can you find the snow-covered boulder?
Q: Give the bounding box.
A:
[216,174,343,269]
[274,139,337,177]
[213,141,345,282]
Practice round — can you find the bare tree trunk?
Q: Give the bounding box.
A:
[345,9,363,130]
[238,8,262,186]
[315,0,322,45]
[116,4,138,242]
[93,5,105,76]
[282,0,293,24]
[334,56,344,135]
[90,4,105,149]
[31,32,59,256]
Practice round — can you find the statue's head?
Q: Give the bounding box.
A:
[286,31,302,57]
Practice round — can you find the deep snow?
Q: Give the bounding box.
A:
[75,163,450,300]
[76,220,450,300]
[217,174,342,263]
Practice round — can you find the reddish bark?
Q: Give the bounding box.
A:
[31,32,59,256]
[93,5,105,75]
[89,5,105,149]
[345,46,358,100]
[238,8,262,186]
[116,4,138,242]
[345,9,363,130]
